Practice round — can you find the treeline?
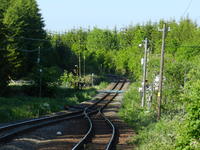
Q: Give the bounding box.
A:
[0,0,145,94]
[0,0,141,94]
[0,1,199,147]
[0,0,46,94]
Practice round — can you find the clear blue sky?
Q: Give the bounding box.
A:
[36,0,200,31]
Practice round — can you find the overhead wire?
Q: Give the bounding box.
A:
[11,36,50,42]
[182,0,193,17]
[18,49,39,52]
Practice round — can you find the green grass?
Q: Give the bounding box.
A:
[0,86,97,123]
[119,83,182,150]
[133,116,180,150]
[95,81,109,90]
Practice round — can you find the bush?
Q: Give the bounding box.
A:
[60,70,78,88]
[119,83,156,130]
[176,80,200,150]
[30,66,62,96]
[0,86,98,123]
[134,117,178,150]
[119,83,180,150]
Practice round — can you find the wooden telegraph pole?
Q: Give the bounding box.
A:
[38,46,42,97]
[157,23,170,120]
[83,53,86,76]
[141,38,148,107]
[79,53,81,78]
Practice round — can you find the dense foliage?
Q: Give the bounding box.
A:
[3,0,46,78]
[0,0,199,149]
[119,20,200,149]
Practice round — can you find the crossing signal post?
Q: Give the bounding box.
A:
[141,38,148,107]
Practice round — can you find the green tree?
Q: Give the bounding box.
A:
[3,0,46,78]
[46,34,76,72]
[0,0,11,13]
[86,28,118,73]
[0,20,10,95]
[176,62,200,149]
[87,28,117,52]
[0,0,11,94]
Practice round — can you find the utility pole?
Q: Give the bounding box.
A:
[141,38,148,107]
[38,46,42,97]
[79,53,81,78]
[83,54,86,77]
[157,23,170,120]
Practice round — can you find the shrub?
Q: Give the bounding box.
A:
[60,70,78,88]
[176,80,200,150]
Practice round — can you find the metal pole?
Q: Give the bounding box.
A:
[84,54,85,76]
[157,23,168,120]
[91,73,94,87]
[141,38,148,107]
[38,46,42,97]
[79,53,81,78]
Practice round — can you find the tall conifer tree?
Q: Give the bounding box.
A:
[3,0,46,78]
[0,0,11,94]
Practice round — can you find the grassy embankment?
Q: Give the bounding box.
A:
[0,81,108,123]
[119,83,182,150]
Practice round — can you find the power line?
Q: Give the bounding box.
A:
[166,45,200,48]
[182,0,193,17]
[17,47,56,53]
[18,49,39,53]
[11,36,50,42]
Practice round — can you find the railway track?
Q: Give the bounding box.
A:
[0,110,84,143]
[0,79,125,150]
[72,80,126,150]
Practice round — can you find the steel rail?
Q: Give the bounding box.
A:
[71,108,94,150]
[0,81,120,144]
[0,112,84,143]
[104,79,126,150]
[72,81,121,150]
[87,81,120,110]
[101,112,116,150]
[72,81,122,150]
[72,79,126,150]
[0,111,82,132]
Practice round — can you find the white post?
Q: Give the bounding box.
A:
[91,73,94,86]
[141,38,148,107]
